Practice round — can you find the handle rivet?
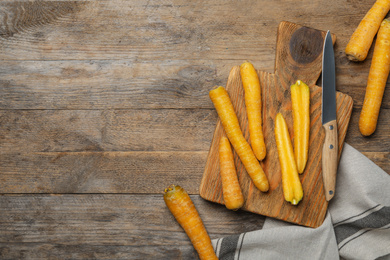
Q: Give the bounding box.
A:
[329,190,333,195]
[329,144,334,149]
[329,125,334,130]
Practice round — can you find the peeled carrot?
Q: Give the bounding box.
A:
[219,135,244,210]
[274,113,303,205]
[345,0,390,61]
[164,185,218,260]
[209,86,269,192]
[359,19,390,136]
[240,61,266,161]
[290,80,310,174]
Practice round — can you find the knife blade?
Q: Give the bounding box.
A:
[322,31,338,201]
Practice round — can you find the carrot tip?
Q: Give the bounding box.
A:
[164,184,177,193]
[259,182,269,192]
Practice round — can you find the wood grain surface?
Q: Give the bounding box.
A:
[0,0,388,259]
[200,22,353,228]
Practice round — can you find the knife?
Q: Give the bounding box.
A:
[322,31,338,201]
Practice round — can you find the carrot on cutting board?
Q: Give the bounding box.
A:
[209,86,269,192]
[240,61,267,161]
[345,0,390,62]
[290,80,310,174]
[274,113,303,205]
[359,19,390,136]
[164,185,218,260]
[219,135,244,210]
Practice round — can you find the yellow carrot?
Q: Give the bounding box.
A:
[274,113,303,205]
[240,61,267,161]
[345,0,390,61]
[290,80,310,174]
[164,185,218,260]
[209,86,269,192]
[359,19,390,136]
[219,135,244,210]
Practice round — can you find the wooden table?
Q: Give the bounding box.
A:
[0,0,388,259]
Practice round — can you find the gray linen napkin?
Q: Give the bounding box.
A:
[212,144,390,260]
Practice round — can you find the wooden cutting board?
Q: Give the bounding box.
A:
[199,21,353,228]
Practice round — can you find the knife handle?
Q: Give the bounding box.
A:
[322,120,338,201]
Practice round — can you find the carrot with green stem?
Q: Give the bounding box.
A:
[290,80,310,174]
[219,135,244,210]
[359,19,390,136]
[240,61,266,161]
[345,0,390,62]
[274,113,303,205]
[164,185,218,260]
[209,86,269,192]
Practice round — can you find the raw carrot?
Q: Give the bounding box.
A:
[274,113,303,205]
[219,135,244,210]
[164,185,218,260]
[290,80,310,174]
[240,61,267,161]
[209,86,269,192]
[345,0,390,62]
[359,19,390,136]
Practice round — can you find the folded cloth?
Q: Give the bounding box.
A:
[212,144,390,260]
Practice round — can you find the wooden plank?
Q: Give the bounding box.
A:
[0,151,208,194]
[2,59,385,110]
[0,58,387,110]
[0,60,228,110]
[0,194,265,259]
[0,109,216,152]
[0,149,387,195]
[0,108,388,154]
[0,101,386,152]
[0,0,279,61]
[1,0,375,61]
